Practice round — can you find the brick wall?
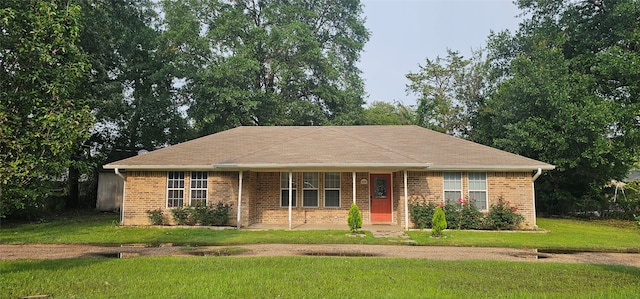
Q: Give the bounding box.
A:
[253,172,370,226]
[123,170,536,229]
[395,171,535,229]
[123,171,167,225]
[123,171,241,226]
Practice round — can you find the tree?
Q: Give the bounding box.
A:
[347,203,362,232]
[406,49,489,138]
[64,0,194,208]
[79,0,192,156]
[0,0,93,217]
[431,206,447,237]
[162,0,370,134]
[362,101,415,125]
[476,0,640,214]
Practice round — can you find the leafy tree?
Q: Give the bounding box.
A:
[477,0,640,214]
[79,0,192,156]
[0,0,93,217]
[162,0,370,134]
[406,49,489,138]
[63,0,194,208]
[362,101,415,125]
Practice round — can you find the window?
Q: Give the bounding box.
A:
[303,172,319,207]
[167,171,185,208]
[468,172,487,210]
[280,172,297,207]
[190,172,208,206]
[324,172,341,207]
[443,172,462,205]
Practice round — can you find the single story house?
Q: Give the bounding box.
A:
[103,125,554,230]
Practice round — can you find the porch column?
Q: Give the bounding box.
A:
[288,171,293,230]
[237,171,243,229]
[352,171,356,204]
[404,170,409,231]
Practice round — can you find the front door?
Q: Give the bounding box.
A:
[370,174,392,222]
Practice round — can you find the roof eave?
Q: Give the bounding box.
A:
[212,163,433,172]
[103,164,215,171]
[428,165,556,171]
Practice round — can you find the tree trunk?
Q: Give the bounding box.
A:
[67,166,79,209]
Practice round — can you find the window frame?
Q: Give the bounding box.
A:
[323,172,341,208]
[468,172,488,211]
[443,172,462,205]
[167,171,185,208]
[190,171,208,207]
[280,172,297,208]
[302,172,319,208]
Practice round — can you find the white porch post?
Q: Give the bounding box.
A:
[237,171,243,229]
[352,171,356,204]
[288,171,293,230]
[404,170,409,231]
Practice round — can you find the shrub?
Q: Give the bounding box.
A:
[171,202,232,226]
[484,197,524,230]
[347,203,362,232]
[171,206,190,225]
[431,206,447,237]
[636,215,640,229]
[459,200,483,230]
[444,203,461,230]
[409,201,437,229]
[146,209,165,225]
[197,202,232,226]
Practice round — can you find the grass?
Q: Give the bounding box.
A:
[408,218,640,252]
[1,213,639,252]
[2,213,640,298]
[0,213,392,245]
[2,256,640,299]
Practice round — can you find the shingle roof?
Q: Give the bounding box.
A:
[103,125,555,172]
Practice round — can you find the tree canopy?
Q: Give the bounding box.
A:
[475,0,640,214]
[162,0,370,134]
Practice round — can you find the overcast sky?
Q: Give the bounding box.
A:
[358,0,523,106]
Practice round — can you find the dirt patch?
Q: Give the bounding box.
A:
[1,244,639,267]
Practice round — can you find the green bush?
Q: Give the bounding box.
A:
[431,206,447,237]
[635,215,640,229]
[146,209,165,225]
[347,203,362,232]
[171,206,190,225]
[195,202,232,226]
[409,201,437,229]
[171,202,232,226]
[444,203,461,230]
[484,197,524,230]
[459,200,483,230]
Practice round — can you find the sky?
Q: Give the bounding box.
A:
[358,0,523,106]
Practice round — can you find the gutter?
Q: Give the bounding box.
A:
[532,168,543,181]
[114,168,125,180]
[114,168,126,225]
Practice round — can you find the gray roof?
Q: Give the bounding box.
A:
[104,125,555,172]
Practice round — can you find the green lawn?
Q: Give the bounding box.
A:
[1,213,638,252]
[2,213,640,298]
[2,256,639,299]
[408,218,640,252]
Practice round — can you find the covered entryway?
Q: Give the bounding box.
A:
[370,173,392,222]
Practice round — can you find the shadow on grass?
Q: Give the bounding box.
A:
[1,257,110,275]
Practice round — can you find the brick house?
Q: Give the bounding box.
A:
[103,126,554,230]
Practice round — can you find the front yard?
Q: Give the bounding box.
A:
[1,213,639,298]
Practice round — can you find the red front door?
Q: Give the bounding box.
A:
[370,174,392,222]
